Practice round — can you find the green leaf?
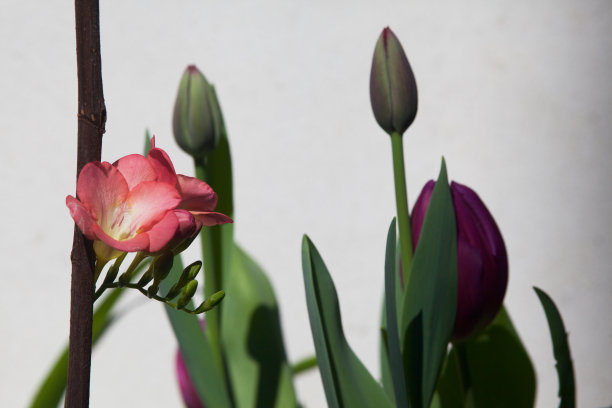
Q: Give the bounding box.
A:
[162,255,232,408]
[383,218,408,407]
[534,287,575,408]
[29,289,123,408]
[458,306,537,408]
[302,235,393,408]
[221,245,298,408]
[400,158,457,408]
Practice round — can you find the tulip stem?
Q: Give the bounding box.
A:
[390,131,413,286]
[194,157,224,367]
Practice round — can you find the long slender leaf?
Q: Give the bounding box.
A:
[534,287,575,408]
[302,236,393,408]
[384,218,408,407]
[162,255,232,408]
[221,245,298,408]
[400,158,457,408]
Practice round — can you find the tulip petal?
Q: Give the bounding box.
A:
[453,239,486,340]
[191,211,233,227]
[66,195,97,239]
[176,174,218,212]
[76,162,129,224]
[410,180,435,248]
[115,154,157,189]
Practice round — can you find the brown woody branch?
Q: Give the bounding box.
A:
[65,0,106,406]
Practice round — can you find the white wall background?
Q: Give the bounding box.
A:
[1,1,611,407]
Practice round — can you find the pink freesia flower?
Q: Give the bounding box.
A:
[66,137,232,262]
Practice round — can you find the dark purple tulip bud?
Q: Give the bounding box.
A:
[412,181,508,341]
[369,27,418,136]
[175,319,206,408]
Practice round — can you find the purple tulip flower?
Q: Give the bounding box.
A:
[411,180,508,340]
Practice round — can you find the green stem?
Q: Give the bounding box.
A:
[390,131,413,286]
[292,355,318,375]
[454,342,472,407]
[194,157,223,365]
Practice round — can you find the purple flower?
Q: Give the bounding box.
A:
[412,181,508,340]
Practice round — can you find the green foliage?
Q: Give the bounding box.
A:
[383,218,408,407]
[534,287,575,408]
[302,235,393,408]
[162,256,232,408]
[400,159,457,408]
[433,306,537,408]
[221,246,298,408]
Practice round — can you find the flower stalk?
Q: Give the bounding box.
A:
[390,131,413,284]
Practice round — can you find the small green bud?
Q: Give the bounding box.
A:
[194,290,225,313]
[103,252,126,284]
[137,266,154,287]
[172,65,220,158]
[177,280,199,310]
[165,261,202,300]
[369,27,418,136]
[152,253,174,282]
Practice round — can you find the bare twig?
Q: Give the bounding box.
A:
[65,0,106,405]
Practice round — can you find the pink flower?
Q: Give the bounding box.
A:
[66,137,232,262]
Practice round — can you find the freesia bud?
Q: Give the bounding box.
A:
[173,65,220,158]
[369,27,418,135]
[176,319,206,408]
[412,181,508,340]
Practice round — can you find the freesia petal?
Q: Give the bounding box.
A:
[93,240,124,263]
[76,162,129,224]
[115,154,157,189]
[147,210,180,253]
[90,223,150,253]
[125,181,182,233]
[148,145,178,186]
[176,174,218,212]
[191,211,233,227]
[66,195,97,239]
[174,209,198,238]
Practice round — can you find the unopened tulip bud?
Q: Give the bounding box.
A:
[412,181,508,340]
[369,27,418,135]
[173,65,220,158]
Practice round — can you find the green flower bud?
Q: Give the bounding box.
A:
[165,261,202,300]
[194,290,225,314]
[172,65,220,158]
[177,280,199,310]
[369,27,418,136]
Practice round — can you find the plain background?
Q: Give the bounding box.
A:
[1,1,611,407]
